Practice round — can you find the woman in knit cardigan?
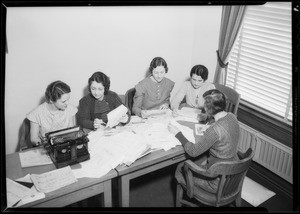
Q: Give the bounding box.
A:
[168,89,240,193]
[77,71,130,130]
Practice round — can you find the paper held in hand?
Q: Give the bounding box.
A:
[106,104,128,128]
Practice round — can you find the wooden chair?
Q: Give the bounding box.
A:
[214,83,241,115]
[124,88,136,115]
[175,147,255,207]
[18,118,33,151]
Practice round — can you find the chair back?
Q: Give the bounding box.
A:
[181,147,254,207]
[214,83,240,115]
[19,118,33,151]
[208,148,254,206]
[125,88,136,115]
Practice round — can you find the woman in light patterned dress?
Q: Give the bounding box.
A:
[26,80,77,146]
[132,57,175,117]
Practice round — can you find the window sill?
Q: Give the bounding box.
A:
[237,103,293,148]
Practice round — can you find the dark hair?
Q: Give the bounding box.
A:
[88,71,110,94]
[149,57,168,74]
[45,80,71,103]
[203,89,226,116]
[190,65,209,81]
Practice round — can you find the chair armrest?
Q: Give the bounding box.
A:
[183,160,216,198]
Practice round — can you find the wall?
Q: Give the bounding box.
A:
[5,6,222,154]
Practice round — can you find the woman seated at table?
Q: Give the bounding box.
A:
[171,64,215,111]
[77,71,130,130]
[168,89,240,193]
[26,80,78,147]
[132,56,175,117]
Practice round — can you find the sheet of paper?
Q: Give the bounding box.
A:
[141,109,167,118]
[169,118,196,144]
[176,107,202,119]
[6,178,45,207]
[30,166,77,193]
[19,147,52,168]
[195,123,210,136]
[106,104,128,128]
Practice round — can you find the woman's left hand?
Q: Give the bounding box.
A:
[167,123,180,135]
[119,114,129,123]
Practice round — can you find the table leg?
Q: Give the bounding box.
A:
[118,174,130,207]
[103,180,112,207]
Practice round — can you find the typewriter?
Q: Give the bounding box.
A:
[44,126,90,168]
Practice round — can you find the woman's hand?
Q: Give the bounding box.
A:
[119,114,129,123]
[172,108,179,117]
[94,118,105,129]
[159,103,169,110]
[167,123,180,135]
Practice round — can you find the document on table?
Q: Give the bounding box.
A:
[174,107,202,122]
[169,118,196,144]
[19,147,52,168]
[106,104,128,128]
[6,177,45,207]
[141,109,167,118]
[30,166,77,193]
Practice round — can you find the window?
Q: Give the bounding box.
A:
[227,2,292,125]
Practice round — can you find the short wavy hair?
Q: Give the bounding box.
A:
[45,80,71,103]
[203,89,226,116]
[149,57,168,74]
[88,71,110,95]
[190,65,209,81]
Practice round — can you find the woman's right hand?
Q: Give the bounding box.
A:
[94,118,105,129]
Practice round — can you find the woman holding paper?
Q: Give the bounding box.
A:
[77,71,130,130]
[132,57,175,117]
[27,81,78,147]
[168,89,240,192]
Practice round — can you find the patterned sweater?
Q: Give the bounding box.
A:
[76,91,130,130]
[175,112,240,167]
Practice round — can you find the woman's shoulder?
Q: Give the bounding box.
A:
[106,90,119,97]
[164,77,175,85]
[79,94,94,102]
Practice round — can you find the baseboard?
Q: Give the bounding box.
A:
[248,162,293,199]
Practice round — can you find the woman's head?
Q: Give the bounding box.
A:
[45,80,71,110]
[203,89,226,116]
[149,57,168,83]
[190,65,209,89]
[88,71,110,100]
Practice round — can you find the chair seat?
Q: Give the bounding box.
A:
[176,148,254,207]
[178,180,239,206]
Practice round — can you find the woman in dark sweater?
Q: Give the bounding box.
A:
[168,89,240,193]
[77,71,130,130]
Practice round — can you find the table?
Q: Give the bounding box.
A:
[115,145,187,207]
[6,151,118,208]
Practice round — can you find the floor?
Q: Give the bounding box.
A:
[73,163,294,212]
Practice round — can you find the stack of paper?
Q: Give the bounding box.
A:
[30,166,77,193]
[19,147,52,168]
[6,177,45,207]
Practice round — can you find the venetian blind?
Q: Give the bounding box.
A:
[227,2,292,124]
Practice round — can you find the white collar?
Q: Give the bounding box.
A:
[214,111,228,121]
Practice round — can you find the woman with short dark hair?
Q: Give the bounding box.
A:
[77,71,130,130]
[171,64,215,110]
[168,90,240,193]
[27,80,77,146]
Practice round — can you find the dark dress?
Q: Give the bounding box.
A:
[76,91,130,130]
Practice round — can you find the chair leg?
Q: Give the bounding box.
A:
[176,184,183,207]
[235,191,242,207]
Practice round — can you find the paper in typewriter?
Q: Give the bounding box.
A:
[30,166,77,193]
